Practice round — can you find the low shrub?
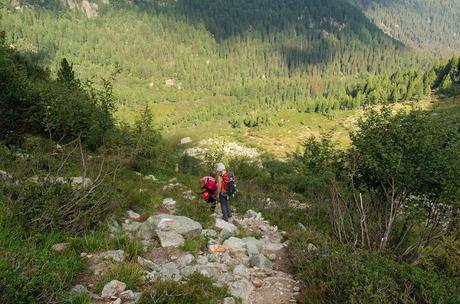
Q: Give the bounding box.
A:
[1,180,111,235]
[289,233,460,304]
[419,236,460,279]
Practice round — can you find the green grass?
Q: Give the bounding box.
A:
[95,263,145,293]
[116,96,454,156]
[179,236,208,257]
[176,200,215,229]
[70,231,144,261]
[62,291,93,304]
[139,273,229,304]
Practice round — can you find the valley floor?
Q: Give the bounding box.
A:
[116,95,460,155]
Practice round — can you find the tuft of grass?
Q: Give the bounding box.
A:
[139,272,229,304]
[111,233,144,261]
[70,231,144,261]
[235,227,263,240]
[176,201,214,229]
[0,200,86,304]
[179,236,208,257]
[62,291,93,304]
[95,263,145,293]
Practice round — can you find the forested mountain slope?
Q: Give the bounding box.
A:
[0,0,429,105]
[349,0,460,56]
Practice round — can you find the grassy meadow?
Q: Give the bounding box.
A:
[115,95,459,155]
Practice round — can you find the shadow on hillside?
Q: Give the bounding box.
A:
[127,0,399,71]
[278,44,337,71]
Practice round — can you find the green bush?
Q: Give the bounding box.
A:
[0,40,115,147]
[419,236,460,279]
[289,234,460,304]
[1,180,112,235]
[124,106,176,175]
[139,273,228,304]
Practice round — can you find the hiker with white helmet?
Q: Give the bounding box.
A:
[215,163,237,222]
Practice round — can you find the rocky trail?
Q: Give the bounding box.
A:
[66,184,300,304]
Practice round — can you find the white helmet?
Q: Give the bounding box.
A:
[216,163,226,172]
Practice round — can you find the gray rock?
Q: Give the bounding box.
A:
[156,230,185,248]
[267,253,277,261]
[137,256,159,271]
[223,237,246,254]
[108,218,120,233]
[120,290,135,300]
[112,298,122,304]
[249,253,273,269]
[307,243,318,252]
[99,250,125,262]
[120,290,141,301]
[159,262,181,281]
[246,209,260,219]
[148,214,202,238]
[229,278,254,304]
[0,170,12,180]
[233,264,250,280]
[207,238,220,247]
[137,222,154,240]
[180,137,192,145]
[101,280,126,298]
[180,265,198,277]
[126,210,141,220]
[262,242,284,254]
[162,198,176,208]
[215,218,238,234]
[182,190,196,200]
[71,284,88,294]
[196,263,228,280]
[207,253,220,263]
[122,221,142,232]
[52,242,69,252]
[177,253,194,267]
[224,297,236,304]
[298,222,307,230]
[242,237,265,251]
[70,176,92,188]
[246,242,259,257]
[219,229,234,241]
[143,174,158,182]
[201,229,217,238]
[132,292,143,302]
[196,255,208,265]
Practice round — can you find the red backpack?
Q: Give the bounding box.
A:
[221,171,237,196]
[201,176,217,192]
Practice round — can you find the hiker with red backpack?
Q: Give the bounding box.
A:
[216,163,237,222]
[200,170,217,212]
